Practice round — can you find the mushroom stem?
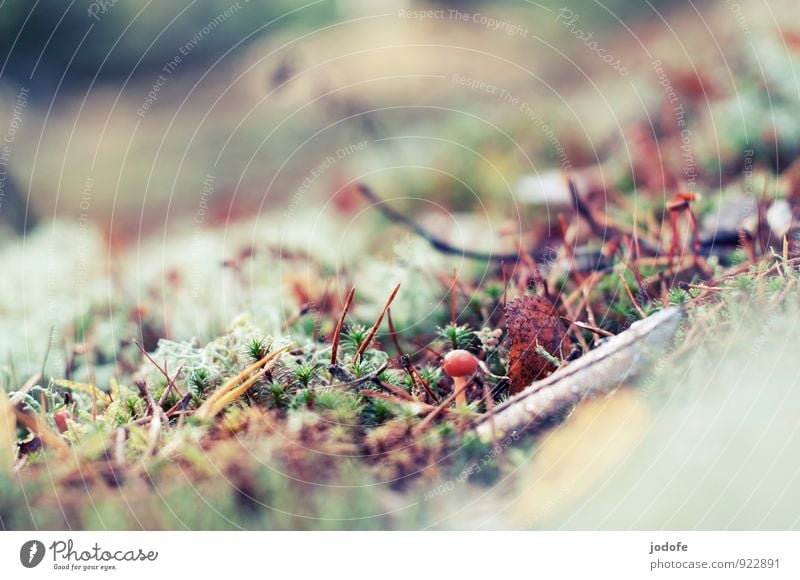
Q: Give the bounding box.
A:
[454,377,468,407]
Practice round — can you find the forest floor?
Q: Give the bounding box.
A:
[2,1,800,530]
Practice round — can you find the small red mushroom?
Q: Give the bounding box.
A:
[54,409,71,434]
[443,349,478,408]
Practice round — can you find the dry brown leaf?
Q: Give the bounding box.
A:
[477,307,682,440]
[505,294,568,393]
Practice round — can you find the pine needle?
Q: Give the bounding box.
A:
[196,345,291,420]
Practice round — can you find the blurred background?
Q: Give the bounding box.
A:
[1,0,704,239]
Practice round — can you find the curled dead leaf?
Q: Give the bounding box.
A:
[478,307,683,440]
[505,294,568,393]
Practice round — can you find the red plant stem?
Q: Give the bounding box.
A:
[330,286,356,366]
[386,308,404,356]
[355,283,401,361]
[451,268,457,325]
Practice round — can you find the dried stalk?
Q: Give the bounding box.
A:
[330,286,356,365]
[354,283,401,361]
[195,345,290,420]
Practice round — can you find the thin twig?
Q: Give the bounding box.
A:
[404,360,439,404]
[618,269,647,319]
[157,364,184,408]
[568,175,658,255]
[370,378,416,401]
[331,362,390,389]
[560,316,615,338]
[135,379,169,425]
[133,339,183,402]
[355,283,401,361]
[358,183,520,262]
[414,379,476,435]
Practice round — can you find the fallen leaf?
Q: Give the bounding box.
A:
[505,294,568,393]
[478,307,682,440]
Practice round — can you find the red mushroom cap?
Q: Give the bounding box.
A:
[443,349,478,377]
[54,409,71,433]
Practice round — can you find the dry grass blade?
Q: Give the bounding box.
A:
[202,368,267,418]
[414,386,467,435]
[0,387,16,471]
[475,307,683,440]
[196,345,291,420]
[145,413,161,457]
[9,373,42,406]
[354,283,401,361]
